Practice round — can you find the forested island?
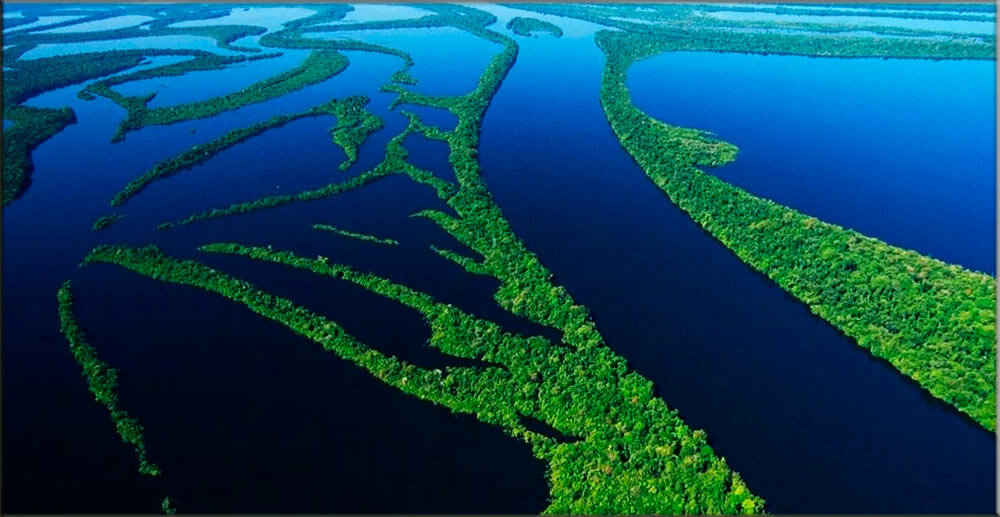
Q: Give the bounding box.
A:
[3,2,995,514]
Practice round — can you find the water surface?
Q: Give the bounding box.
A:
[477,20,994,514]
[39,15,154,33]
[629,51,996,274]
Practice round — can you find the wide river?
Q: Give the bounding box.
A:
[2,5,995,514]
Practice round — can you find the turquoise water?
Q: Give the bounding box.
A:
[39,15,154,33]
[3,15,84,33]
[333,4,433,24]
[20,35,246,60]
[169,6,316,32]
[703,9,996,35]
[113,51,311,109]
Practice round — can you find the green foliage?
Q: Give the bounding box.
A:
[327,96,385,170]
[596,29,996,429]
[101,9,767,512]
[391,70,419,85]
[1,49,195,206]
[509,4,995,50]
[2,105,75,206]
[104,50,349,141]
[159,113,443,228]
[3,4,266,53]
[161,496,176,515]
[38,4,997,512]
[57,282,161,476]
[108,96,379,206]
[83,243,764,515]
[506,17,563,38]
[313,224,399,246]
[694,3,996,23]
[92,213,125,231]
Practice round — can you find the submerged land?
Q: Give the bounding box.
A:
[1,3,996,514]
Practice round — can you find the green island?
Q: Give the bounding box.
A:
[96,50,349,142]
[7,2,995,513]
[312,224,400,246]
[2,49,218,206]
[508,4,995,51]
[109,96,381,207]
[326,96,385,170]
[0,1,334,206]
[506,17,564,38]
[83,243,763,515]
[80,6,767,513]
[57,281,161,477]
[92,213,125,231]
[594,29,995,429]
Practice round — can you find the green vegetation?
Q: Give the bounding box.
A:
[83,51,279,106]
[83,243,763,515]
[2,105,75,206]
[22,3,996,512]
[327,96,385,170]
[3,5,267,53]
[694,3,996,23]
[506,17,563,38]
[2,49,195,206]
[161,496,176,515]
[57,281,161,476]
[282,4,353,29]
[111,111,314,207]
[92,213,124,231]
[313,224,399,246]
[391,70,419,85]
[157,113,448,229]
[108,96,380,206]
[596,29,995,429]
[103,50,349,141]
[142,10,765,512]
[509,4,995,55]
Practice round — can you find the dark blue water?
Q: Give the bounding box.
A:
[114,50,311,109]
[2,7,996,514]
[478,21,994,514]
[308,27,501,97]
[2,34,549,513]
[630,51,996,274]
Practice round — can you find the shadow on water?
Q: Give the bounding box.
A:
[478,23,995,515]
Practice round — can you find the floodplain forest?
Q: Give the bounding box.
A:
[2,2,995,515]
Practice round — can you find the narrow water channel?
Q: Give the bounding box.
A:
[477,14,994,514]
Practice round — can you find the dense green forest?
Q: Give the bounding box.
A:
[58,282,161,477]
[103,50,349,141]
[507,17,564,38]
[66,5,773,513]
[4,2,994,513]
[109,96,380,207]
[312,224,400,246]
[596,29,995,429]
[509,4,996,44]
[84,243,764,514]
[91,213,125,231]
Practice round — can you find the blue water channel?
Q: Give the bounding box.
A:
[2,4,996,514]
